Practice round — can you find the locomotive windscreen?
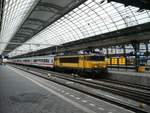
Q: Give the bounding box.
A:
[60,57,79,63]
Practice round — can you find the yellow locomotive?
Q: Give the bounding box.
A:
[54,54,107,74]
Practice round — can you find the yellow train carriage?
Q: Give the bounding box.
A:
[54,54,107,74]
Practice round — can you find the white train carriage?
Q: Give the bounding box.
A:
[11,55,55,68]
[31,55,55,68]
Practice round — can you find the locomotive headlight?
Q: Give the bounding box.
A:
[94,65,98,68]
[103,66,106,68]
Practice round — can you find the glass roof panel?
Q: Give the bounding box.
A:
[9,0,150,57]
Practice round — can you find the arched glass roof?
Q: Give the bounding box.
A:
[9,0,150,57]
[0,0,38,54]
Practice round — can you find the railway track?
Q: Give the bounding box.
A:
[99,79,150,91]
[10,64,150,113]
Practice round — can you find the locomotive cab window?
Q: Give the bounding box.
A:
[87,56,105,61]
[60,57,79,63]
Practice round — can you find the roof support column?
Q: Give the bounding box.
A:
[123,44,128,70]
[131,41,140,72]
[106,47,109,58]
[145,42,149,57]
[114,46,117,56]
[123,45,126,57]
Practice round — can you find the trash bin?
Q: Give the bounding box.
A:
[138,66,145,73]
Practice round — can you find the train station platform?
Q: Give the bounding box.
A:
[0,65,135,113]
[107,70,150,87]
